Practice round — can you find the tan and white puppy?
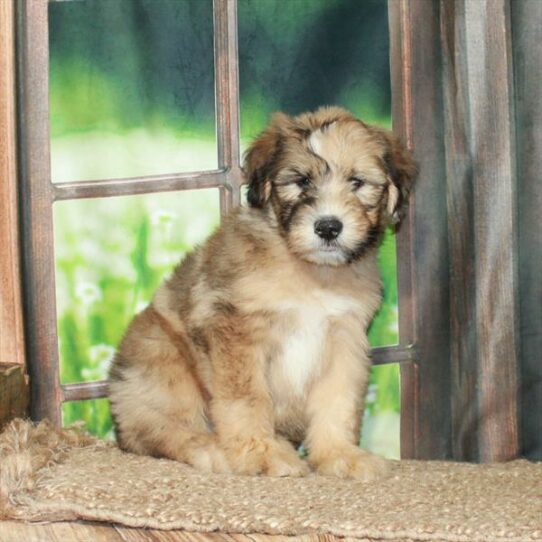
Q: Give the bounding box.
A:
[108,106,417,479]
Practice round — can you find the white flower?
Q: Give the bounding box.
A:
[366,383,378,404]
[83,344,117,381]
[89,344,116,366]
[82,367,98,380]
[151,209,175,235]
[75,282,102,305]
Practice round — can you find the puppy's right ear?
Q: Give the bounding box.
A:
[244,113,288,208]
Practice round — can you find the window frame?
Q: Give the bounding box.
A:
[16,0,521,462]
[1,0,25,369]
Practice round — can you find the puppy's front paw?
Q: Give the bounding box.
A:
[266,439,310,477]
[187,442,231,474]
[226,437,309,477]
[182,435,231,474]
[310,446,389,481]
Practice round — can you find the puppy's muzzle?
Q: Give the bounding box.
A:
[314,216,343,241]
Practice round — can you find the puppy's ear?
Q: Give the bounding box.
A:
[380,130,418,225]
[244,113,289,208]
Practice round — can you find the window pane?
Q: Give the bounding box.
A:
[361,364,401,459]
[238,0,391,138]
[48,0,217,182]
[54,190,220,386]
[368,230,399,347]
[62,398,113,439]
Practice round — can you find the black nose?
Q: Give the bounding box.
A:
[314,217,343,241]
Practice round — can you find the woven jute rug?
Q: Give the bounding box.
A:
[0,420,540,542]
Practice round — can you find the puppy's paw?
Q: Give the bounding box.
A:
[266,439,310,477]
[184,438,232,474]
[226,437,309,477]
[310,446,389,481]
[189,445,231,474]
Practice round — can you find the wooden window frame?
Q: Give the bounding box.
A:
[12,0,521,462]
[0,2,24,369]
[0,0,28,427]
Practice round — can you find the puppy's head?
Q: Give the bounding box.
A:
[244,106,417,266]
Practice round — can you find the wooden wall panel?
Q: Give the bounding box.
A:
[441,0,520,462]
[512,0,542,460]
[392,0,522,461]
[440,0,479,461]
[463,0,519,463]
[0,0,25,368]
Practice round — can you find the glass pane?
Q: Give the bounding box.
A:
[361,364,401,459]
[54,190,220,386]
[238,0,391,140]
[368,230,398,347]
[48,0,217,182]
[62,398,113,439]
[238,0,397,348]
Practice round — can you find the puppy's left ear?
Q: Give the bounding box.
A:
[244,113,289,208]
[380,130,418,225]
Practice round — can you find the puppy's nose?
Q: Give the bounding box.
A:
[314,217,343,241]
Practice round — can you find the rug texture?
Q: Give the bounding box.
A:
[0,420,540,542]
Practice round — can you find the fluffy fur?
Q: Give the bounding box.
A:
[108,106,417,479]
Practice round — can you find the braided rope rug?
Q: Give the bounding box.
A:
[0,420,540,542]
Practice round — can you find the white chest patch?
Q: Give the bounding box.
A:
[275,291,360,395]
[279,307,326,394]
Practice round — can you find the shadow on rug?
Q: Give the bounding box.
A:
[0,419,541,542]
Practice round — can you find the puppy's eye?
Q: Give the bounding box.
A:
[350,177,366,190]
[296,177,312,189]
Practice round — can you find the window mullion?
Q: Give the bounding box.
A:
[213,0,241,213]
[17,0,62,425]
[62,380,108,403]
[53,170,227,201]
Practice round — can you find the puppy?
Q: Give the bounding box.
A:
[108,106,417,479]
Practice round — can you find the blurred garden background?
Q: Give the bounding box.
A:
[49,0,400,457]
